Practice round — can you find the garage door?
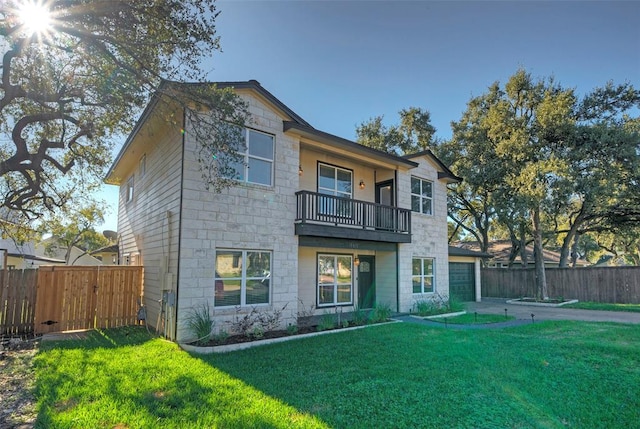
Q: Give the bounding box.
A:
[449,262,475,302]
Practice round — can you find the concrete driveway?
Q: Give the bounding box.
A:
[467,298,640,324]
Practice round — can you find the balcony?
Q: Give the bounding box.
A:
[295,191,411,243]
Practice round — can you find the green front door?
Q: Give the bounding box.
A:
[357,255,375,308]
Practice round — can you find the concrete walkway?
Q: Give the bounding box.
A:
[467,298,640,324]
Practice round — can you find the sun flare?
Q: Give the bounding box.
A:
[17,0,52,36]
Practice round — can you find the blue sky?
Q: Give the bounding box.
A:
[99,0,639,231]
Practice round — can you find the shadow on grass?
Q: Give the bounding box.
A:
[34,326,327,428]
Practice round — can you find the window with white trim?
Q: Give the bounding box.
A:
[224,128,274,186]
[411,176,433,215]
[318,254,353,306]
[412,257,435,294]
[139,155,146,177]
[214,250,271,307]
[126,176,134,203]
[318,164,352,217]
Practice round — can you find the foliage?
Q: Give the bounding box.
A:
[286,324,298,335]
[356,107,436,155]
[0,0,248,230]
[370,302,392,323]
[316,313,335,332]
[40,199,109,264]
[229,305,286,338]
[414,294,463,316]
[35,323,640,428]
[183,303,214,346]
[350,305,367,326]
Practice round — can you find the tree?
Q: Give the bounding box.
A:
[42,199,108,264]
[0,0,248,231]
[356,107,436,155]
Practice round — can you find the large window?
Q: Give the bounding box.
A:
[318,164,352,217]
[214,250,271,307]
[412,257,435,294]
[318,254,353,306]
[224,128,274,186]
[411,176,433,215]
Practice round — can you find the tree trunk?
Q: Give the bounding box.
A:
[518,223,528,268]
[559,210,585,267]
[570,232,581,268]
[531,207,548,300]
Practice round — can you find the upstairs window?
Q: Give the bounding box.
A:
[318,164,352,217]
[126,176,134,203]
[411,176,432,215]
[224,128,274,186]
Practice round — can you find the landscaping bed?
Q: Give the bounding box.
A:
[507,297,579,307]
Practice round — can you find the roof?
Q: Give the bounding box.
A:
[283,121,419,169]
[403,150,462,183]
[91,244,118,254]
[106,79,311,183]
[448,245,492,258]
[451,240,590,266]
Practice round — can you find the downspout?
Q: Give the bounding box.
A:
[395,169,400,313]
[172,107,187,341]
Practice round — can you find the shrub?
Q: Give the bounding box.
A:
[351,305,367,326]
[317,313,335,331]
[371,302,392,323]
[184,303,214,345]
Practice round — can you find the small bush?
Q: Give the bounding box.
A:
[317,313,335,331]
[371,302,392,323]
[351,305,367,326]
[287,324,298,335]
[184,303,214,345]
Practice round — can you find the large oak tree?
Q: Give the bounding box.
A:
[0,0,248,233]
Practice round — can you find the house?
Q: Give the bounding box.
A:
[38,237,104,266]
[451,240,589,268]
[0,238,65,269]
[105,80,460,341]
[91,244,119,265]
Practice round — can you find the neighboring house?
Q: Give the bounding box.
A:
[91,244,119,265]
[451,240,590,268]
[0,238,65,269]
[105,80,460,341]
[39,238,104,266]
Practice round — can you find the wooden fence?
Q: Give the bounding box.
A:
[0,269,38,336]
[482,266,640,303]
[0,266,143,336]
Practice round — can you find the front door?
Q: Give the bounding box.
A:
[375,181,395,230]
[357,255,376,309]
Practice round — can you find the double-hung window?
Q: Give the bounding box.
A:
[317,254,353,306]
[224,128,274,186]
[412,257,435,294]
[318,164,352,217]
[411,176,433,215]
[214,250,271,307]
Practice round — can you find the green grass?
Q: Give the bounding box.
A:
[563,301,640,313]
[34,322,640,428]
[429,313,515,324]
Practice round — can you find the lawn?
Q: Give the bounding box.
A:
[34,322,640,428]
[563,301,640,313]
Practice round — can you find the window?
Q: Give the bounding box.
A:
[223,128,274,186]
[214,250,271,307]
[139,155,146,177]
[412,257,435,294]
[411,176,433,215]
[126,176,134,202]
[318,254,353,306]
[318,164,352,216]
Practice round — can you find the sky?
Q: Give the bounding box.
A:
[99,0,640,232]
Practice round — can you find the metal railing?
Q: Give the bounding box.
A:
[295,190,411,234]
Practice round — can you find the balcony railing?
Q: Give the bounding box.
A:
[295,190,411,236]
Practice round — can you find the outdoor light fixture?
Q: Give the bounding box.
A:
[298,165,303,176]
[354,257,360,267]
[359,180,365,189]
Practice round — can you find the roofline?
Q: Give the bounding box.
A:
[403,149,462,183]
[448,246,493,258]
[105,79,312,184]
[283,121,419,169]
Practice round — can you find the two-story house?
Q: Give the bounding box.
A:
[105,80,460,341]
